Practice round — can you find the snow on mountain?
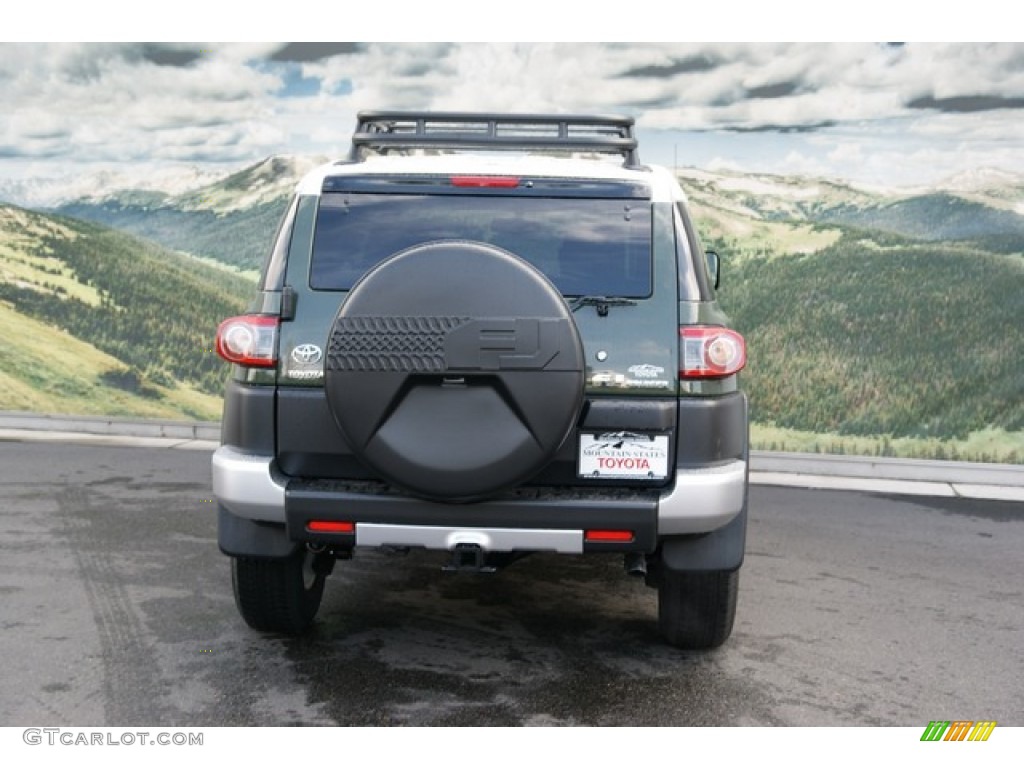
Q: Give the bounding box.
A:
[937,168,1024,194]
[173,155,329,214]
[688,170,823,201]
[675,165,885,224]
[678,164,1024,218]
[0,154,335,219]
[8,155,1021,217]
[929,168,1024,213]
[0,164,226,209]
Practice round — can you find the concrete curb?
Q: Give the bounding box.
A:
[3,412,1023,502]
[0,411,220,442]
[750,450,1024,488]
[749,450,1024,501]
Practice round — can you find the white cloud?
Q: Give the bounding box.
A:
[1,43,282,164]
[827,141,865,167]
[1,42,1022,193]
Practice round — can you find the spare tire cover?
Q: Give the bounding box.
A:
[325,240,585,502]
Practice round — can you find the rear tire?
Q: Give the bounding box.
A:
[657,567,738,650]
[231,549,329,634]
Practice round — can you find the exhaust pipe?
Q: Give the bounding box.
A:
[624,552,647,578]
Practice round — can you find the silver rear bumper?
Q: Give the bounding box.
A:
[212,445,746,542]
[656,460,748,534]
[211,446,286,521]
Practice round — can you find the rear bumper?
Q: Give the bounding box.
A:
[211,446,286,521]
[212,445,746,553]
[657,460,748,534]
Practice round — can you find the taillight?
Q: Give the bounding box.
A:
[215,315,278,368]
[680,327,746,379]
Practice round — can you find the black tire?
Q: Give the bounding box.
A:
[231,549,329,634]
[657,567,739,650]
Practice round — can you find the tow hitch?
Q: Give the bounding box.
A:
[444,543,495,573]
[443,545,530,574]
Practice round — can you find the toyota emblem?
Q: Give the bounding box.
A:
[291,344,323,365]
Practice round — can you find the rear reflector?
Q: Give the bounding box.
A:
[450,175,520,188]
[306,521,355,534]
[680,327,746,379]
[585,529,635,543]
[215,315,279,368]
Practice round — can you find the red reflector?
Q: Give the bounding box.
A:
[306,521,355,534]
[585,529,634,543]
[450,175,520,188]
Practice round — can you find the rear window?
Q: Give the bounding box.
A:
[310,193,652,297]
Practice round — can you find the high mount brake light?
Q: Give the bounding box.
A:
[680,327,746,379]
[450,176,520,188]
[215,315,279,368]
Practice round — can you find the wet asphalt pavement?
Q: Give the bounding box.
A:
[1,440,1021,726]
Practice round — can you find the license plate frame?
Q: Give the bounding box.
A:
[577,431,670,480]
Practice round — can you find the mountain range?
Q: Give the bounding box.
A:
[52,156,328,272]
[676,166,1024,252]
[1,155,1021,458]
[45,159,1024,267]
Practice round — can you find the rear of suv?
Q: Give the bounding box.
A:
[212,112,748,649]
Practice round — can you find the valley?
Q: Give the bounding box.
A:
[2,158,1021,460]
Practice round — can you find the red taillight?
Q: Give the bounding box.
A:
[306,521,355,534]
[215,315,278,368]
[680,327,746,379]
[585,530,635,543]
[450,175,520,188]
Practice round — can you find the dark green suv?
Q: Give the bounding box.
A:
[213,112,748,649]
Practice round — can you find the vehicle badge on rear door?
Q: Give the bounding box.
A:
[628,364,664,378]
[291,344,323,365]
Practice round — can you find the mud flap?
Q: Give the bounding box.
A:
[218,505,301,559]
[656,504,747,573]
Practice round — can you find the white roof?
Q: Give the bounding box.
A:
[295,153,684,203]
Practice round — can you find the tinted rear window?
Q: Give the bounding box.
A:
[310,193,652,297]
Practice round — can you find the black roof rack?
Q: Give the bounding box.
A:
[349,111,641,168]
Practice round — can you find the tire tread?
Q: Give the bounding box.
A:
[658,568,738,650]
[231,552,324,634]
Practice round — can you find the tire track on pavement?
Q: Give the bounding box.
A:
[57,483,175,725]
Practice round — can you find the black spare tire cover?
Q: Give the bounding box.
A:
[325,240,585,502]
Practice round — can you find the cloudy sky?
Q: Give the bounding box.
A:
[2,41,1023,202]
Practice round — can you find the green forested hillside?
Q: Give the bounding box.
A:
[7,159,1023,462]
[55,198,287,272]
[681,169,1024,461]
[722,232,1024,449]
[0,204,251,420]
[817,193,1024,243]
[54,156,321,271]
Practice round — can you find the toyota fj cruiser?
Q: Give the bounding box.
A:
[213,112,748,649]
